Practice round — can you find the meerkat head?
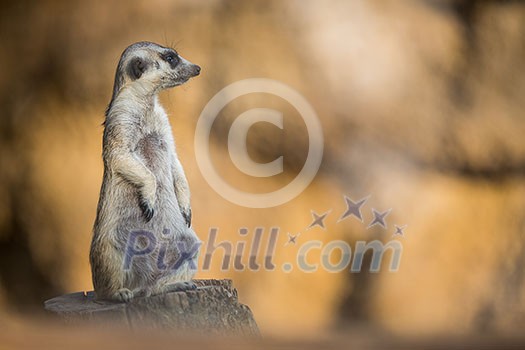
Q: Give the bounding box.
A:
[107,41,200,113]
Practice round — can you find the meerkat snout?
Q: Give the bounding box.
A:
[190,64,201,76]
[171,56,200,85]
[155,46,201,88]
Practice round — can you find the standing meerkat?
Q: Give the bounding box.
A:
[90,41,201,302]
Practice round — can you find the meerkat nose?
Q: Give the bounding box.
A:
[193,65,201,76]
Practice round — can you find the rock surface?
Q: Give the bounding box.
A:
[44,279,259,336]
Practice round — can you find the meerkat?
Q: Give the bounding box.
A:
[90,41,201,302]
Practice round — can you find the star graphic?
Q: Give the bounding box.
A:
[367,208,392,229]
[393,224,407,237]
[338,195,369,222]
[285,232,300,246]
[308,210,330,230]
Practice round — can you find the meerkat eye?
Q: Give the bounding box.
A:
[163,52,180,66]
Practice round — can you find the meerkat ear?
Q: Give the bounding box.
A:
[128,57,148,80]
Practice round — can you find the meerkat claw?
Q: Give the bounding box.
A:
[139,199,154,222]
[182,208,192,227]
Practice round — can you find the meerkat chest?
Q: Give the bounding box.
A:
[136,130,171,169]
[136,109,174,168]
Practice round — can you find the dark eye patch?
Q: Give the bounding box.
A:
[162,51,180,68]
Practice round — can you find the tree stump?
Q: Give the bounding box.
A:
[44,279,259,336]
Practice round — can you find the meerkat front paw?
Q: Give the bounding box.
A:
[176,187,192,227]
[139,180,156,222]
[181,207,192,227]
[139,197,155,222]
[174,176,192,227]
[113,288,134,303]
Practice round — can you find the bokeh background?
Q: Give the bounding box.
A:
[1,0,525,344]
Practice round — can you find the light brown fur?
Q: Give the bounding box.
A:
[90,42,201,302]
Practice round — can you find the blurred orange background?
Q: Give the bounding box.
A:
[1,0,525,342]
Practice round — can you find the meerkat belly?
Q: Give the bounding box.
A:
[135,132,185,227]
[107,132,190,289]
